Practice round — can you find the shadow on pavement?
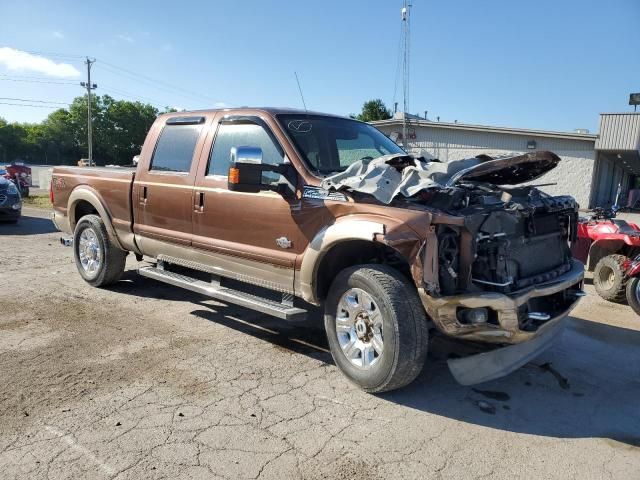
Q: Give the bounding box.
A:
[111,271,640,447]
[0,213,57,235]
[381,317,640,448]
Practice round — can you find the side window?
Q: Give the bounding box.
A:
[150,124,202,173]
[208,123,284,177]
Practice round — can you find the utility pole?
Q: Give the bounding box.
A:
[80,58,97,166]
[401,0,411,149]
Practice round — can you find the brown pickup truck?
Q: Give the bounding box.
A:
[51,108,585,392]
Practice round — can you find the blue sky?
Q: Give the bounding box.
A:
[0,0,638,133]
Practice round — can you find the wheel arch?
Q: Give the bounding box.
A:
[587,239,625,271]
[68,187,124,250]
[297,219,417,305]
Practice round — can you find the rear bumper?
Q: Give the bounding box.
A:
[51,209,71,234]
[419,259,584,344]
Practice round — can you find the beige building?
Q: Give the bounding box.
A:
[372,112,640,209]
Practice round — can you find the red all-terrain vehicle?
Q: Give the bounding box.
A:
[572,207,640,302]
[623,255,640,315]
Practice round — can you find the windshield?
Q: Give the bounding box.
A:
[277,114,405,175]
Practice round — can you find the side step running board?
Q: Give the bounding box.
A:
[138,265,307,322]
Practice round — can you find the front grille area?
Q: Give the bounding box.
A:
[517,285,581,331]
[471,210,573,293]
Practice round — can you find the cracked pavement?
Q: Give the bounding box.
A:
[1,209,639,479]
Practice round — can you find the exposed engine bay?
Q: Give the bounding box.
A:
[423,182,578,296]
[321,150,579,301]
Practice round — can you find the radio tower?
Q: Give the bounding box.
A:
[401,1,411,149]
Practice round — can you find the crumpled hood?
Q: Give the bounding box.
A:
[320,151,561,204]
[443,150,560,186]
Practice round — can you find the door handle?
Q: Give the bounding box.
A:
[196,191,205,212]
[140,185,148,204]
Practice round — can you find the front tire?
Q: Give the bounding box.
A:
[626,277,640,316]
[324,265,429,393]
[73,214,127,287]
[593,254,628,302]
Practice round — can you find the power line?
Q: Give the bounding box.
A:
[100,85,167,108]
[96,60,215,104]
[0,77,77,85]
[0,74,77,82]
[0,97,69,105]
[0,101,59,109]
[22,50,86,60]
[1,50,220,105]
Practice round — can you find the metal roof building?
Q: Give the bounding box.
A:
[372,112,640,209]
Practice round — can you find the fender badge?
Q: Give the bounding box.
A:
[276,237,292,249]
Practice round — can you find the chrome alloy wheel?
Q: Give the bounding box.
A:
[78,227,102,277]
[335,288,384,369]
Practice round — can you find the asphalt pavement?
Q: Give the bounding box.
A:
[0,208,638,479]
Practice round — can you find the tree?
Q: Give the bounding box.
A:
[355,99,392,122]
[0,95,161,166]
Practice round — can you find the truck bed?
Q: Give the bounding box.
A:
[52,166,136,239]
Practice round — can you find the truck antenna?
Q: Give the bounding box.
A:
[294,71,308,113]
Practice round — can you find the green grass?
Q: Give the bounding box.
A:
[22,194,52,209]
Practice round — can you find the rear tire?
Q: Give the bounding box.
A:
[593,254,628,302]
[324,264,429,393]
[73,214,127,287]
[626,277,640,316]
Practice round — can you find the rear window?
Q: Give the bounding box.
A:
[150,124,202,173]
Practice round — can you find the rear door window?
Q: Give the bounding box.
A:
[150,124,203,173]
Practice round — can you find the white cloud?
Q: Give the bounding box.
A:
[52,31,64,39]
[116,34,134,43]
[0,47,80,78]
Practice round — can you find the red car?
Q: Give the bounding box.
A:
[3,163,30,197]
[572,208,640,302]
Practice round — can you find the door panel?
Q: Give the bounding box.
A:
[133,116,212,247]
[192,115,307,290]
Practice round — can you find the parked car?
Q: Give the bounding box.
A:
[1,165,29,197]
[50,108,585,392]
[0,174,22,223]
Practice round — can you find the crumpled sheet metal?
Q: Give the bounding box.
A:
[319,151,561,205]
[320,154,446,204]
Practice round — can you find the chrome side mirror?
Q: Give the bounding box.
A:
[230,146,263,165]
[228,145,292,193]
[228,146,265,192]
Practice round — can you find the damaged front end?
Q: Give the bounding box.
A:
[324,151,585,384]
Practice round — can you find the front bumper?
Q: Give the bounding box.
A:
[0,208,21,220]
[447,306,568,385]
[0,196,21,220]
[419,259,584,345]
[419,259,584,385]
